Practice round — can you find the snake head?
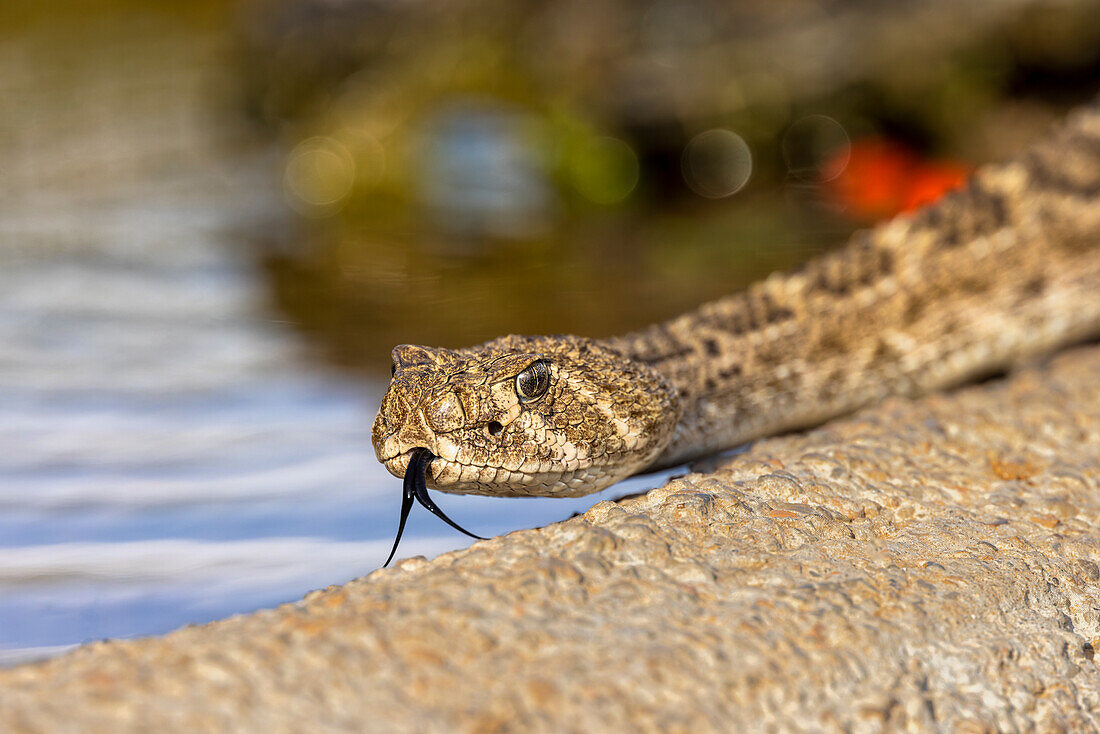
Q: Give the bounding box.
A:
[371,334,681,497]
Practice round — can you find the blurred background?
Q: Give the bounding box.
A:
[1,0,1098,664]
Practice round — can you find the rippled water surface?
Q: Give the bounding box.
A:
[0,8,677,666]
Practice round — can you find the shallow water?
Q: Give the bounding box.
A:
[0,8,679,665]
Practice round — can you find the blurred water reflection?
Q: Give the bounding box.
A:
[418,103,554,239]
[0,2,661,665]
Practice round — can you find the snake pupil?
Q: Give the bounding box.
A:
[516,359,550,401]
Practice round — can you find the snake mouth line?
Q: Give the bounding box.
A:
[382,449,458,487]
[383,449,538,487]
[383,448,619,501]
[382,447,487,568]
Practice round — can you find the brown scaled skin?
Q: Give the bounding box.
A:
[371,334,681,498]
[374,98,1100,505]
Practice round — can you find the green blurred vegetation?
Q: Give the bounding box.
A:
[7,0,1100,377]
[251,0,1100,375]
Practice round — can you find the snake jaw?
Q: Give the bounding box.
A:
[377,448,425,481]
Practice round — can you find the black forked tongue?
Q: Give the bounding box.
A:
[382,447,487,567]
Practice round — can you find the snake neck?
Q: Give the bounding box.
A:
[609,101,1100,470]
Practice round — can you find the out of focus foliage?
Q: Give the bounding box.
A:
[238,0,1100,372]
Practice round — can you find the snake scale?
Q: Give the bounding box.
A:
[372,99,1100,562]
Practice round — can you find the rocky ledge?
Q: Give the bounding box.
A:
[2,345,1100,732]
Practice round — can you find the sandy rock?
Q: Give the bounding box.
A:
[2,345,1099,732]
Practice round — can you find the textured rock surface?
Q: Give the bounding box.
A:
[3,345,1100,732]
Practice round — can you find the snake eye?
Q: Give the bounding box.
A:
[515,360,550,402]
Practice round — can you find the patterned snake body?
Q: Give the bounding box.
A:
[372,102,1100,503]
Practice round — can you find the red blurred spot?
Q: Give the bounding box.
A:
[899,163,971,212]
[826,138,970,221]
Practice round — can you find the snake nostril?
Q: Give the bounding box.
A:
[486,421,503,437]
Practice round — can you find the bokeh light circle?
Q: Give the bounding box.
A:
[781,115,851,182]
[682,129,753,198]
[283,136,357,217]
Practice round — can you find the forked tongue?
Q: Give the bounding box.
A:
[382,447,487,568]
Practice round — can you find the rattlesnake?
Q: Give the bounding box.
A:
[372,100,1100,563]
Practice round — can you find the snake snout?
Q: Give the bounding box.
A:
[373,396,442,468]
